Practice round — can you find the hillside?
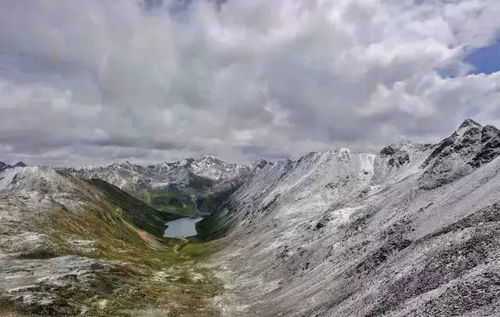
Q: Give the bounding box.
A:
[207,119,500,316]
[0,165,221,316]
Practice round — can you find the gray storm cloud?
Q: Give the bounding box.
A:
[0,0,500,166]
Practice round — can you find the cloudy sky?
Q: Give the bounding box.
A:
[1,0,500,167]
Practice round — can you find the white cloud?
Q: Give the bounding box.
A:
[0,0,499,166]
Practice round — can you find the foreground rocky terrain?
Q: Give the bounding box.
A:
[2,119,500,316]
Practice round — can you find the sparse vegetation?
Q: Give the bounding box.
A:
[40,203,224,316]
[134,187,201,217]
[88,179,179,236]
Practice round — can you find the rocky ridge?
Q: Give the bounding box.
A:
[208,119,500,317]
[66,156,250,192]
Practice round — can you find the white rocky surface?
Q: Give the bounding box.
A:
[208,120,500,316]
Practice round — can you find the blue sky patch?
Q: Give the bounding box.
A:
[465,107,480,118]
[465,38,500,75]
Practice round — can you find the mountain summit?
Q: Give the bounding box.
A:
[457,118,482,130]
[419,119,500,189]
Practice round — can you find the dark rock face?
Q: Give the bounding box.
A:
[0,161,9,172]
[388,152,410,168]
[469,125,500,168]
[420,272,500,316]
[419,119,500,189]
[13,161,27,168]
[421,121,482,170]
[380,145,399,156]
[380,144,411,169]
[254,159,269,170]
[458,118,481,130]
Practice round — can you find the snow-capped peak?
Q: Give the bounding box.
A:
[455,118,482,138]
[0,161,28,172]
[458,118,481,130]
[13,161,27,167]
[417,119,500,189]
[65,156,250,191]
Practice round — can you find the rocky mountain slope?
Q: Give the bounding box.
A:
[208,119,500,316]
[0,165,221,316]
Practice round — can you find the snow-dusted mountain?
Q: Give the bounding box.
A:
[3,119,500,316]
[419,119,500,189]
[65,156,250,192]
[207,119,500,316]
[0,160,26,173]
[63,156,252,218]
[185,156,249,182]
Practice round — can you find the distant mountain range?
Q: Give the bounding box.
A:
[2,119,500,316]
[0,160,26,172]
[63,156,250,192]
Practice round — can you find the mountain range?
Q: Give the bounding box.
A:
[64,156,249,192]
[1,119,500,316]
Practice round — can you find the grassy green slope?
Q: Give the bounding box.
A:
[87,179,180,237]
[195,185,238,240]
[134,187,201,217]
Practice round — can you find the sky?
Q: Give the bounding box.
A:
[1,0,500,167]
